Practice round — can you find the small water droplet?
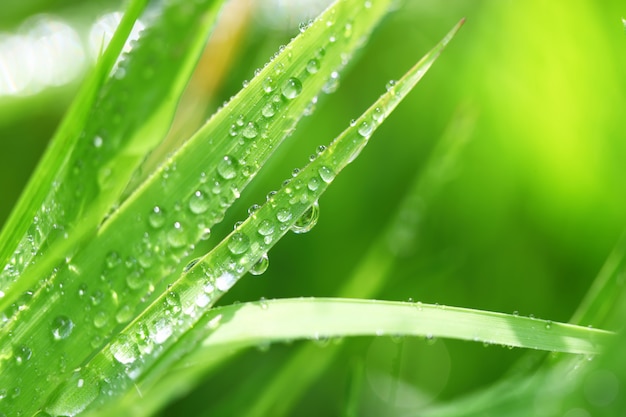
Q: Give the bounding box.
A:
[250,253,269,275]
[167,222,186,248]
[385,79,397,92]
[545,321,552,330]
[189,190,209,214]
[292,201,319,234]
[242,122,259,139]
[248,204,261,216]
[51,316,74,340]
[110,335,138,364]
[357,120,373,138]
[93,136,103,148]
[276,209,292,223]
[126,270,145,290]
[14,345,32,365]
[115,305,133,323]
[217,155,238,180]
[151,319,173,344]
[262,76,274,93]
[257,219,275,236]
[262,102,277,118]
[228,232,250,255]
[93,311,108,328]
[306,59,320,74]
[281,77,302,99]
[344,22,353,38]
[372,107,384,122]
[105,251,121,269]
[308,177,320,191]
[318,166,334,183]
[149,206,166,228]
[322,71,340,94]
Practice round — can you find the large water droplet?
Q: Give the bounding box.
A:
[318,166,335,183]
[217,155,237,180]
[281,77,302,99]
[242,121,259,139]
[44,369,99,417]
[276,209,292,223]
[149,206,166,228]
[228,232,250,255]
[189,190,209,214]
[51,316,74,341]
[292,201,320,234]
[257,219,275,236]
[262,102,277,118]
[250,253,269,275]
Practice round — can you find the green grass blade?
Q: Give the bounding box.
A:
[242,105,477,417]
[200,298,611,355]
[37,18,463,416]
[0,0,226,313]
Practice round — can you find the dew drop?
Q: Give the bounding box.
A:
[262,76,274,93]
[372,106,384,122]
[257,219,275,236]
[149,206,166,228]
[51,316,74,341]
[242,122,259,139]
[306,59,320,74]
[110,335,138,364]
[318,166,335,183]
[250,253,269,275]
[126,270,145,290]
[215,271,236,292]
[115,305,133,324]
[276,209,292,223]
[248,204,261,216]
[308,177,320,191]
[357,120,373,138]
[93,311,108,328]
[93,136,103,148]
[217,155,237,180]
[385,79,397,92]
[262,102,277,118]
[228,232,250,255]
[184,258,200,273]
[189,190,209,214]
[281,77,302,99]
[322,71,340,94]
[291,201,319,234]
[14,345,32,365]
[151,319,173,344]
[167,222,186,248]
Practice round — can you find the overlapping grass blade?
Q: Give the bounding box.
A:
[71,19,464,416]
[0,0,226,312]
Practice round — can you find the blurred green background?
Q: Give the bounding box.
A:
[1,0,625,415]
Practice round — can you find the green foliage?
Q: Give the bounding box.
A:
[0,0,625,416]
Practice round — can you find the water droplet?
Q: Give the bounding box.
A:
[344,22,353,38]
[242,79,249,88]
[167,222,186,248]
[262,102,277,118]
[189,190,209,214]
[51,316,74,340]
[545,321,552,330]
[215,272,236,292]
[115,305,133,323]
[110,335,138,364]
[90,290,104,306]
[44,369,99,417]
[357,121,373,138]
[322,71,340,94]
[291,201,319,234]
[276,209,292,223]
[242,122,259,139]
[105,251,121,269]
[262,76,274,93]
[385,79,397,92]
[151,319,172,344]
[257,219,275,236]
[126,270,145,290]
[93,136,103,148]
[308,177,320,191]
[93,311,108,328]
[14,345,32,364]
[149,206,166,228]
[217,155,237,180]
[228,232,250,255]
[372,107,384,122]
[318,166,334,183]
[306,59,320,74]
[250,253,269,275]
[281,77,302,99]
[184,258,200,273]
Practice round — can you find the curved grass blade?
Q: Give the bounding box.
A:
[63,19,465,416]
[0,0,226,313]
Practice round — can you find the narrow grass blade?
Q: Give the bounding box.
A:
[0,0,226,313]
[70,20,464,416]
[200,298,611,355]
[243,105,477,417]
